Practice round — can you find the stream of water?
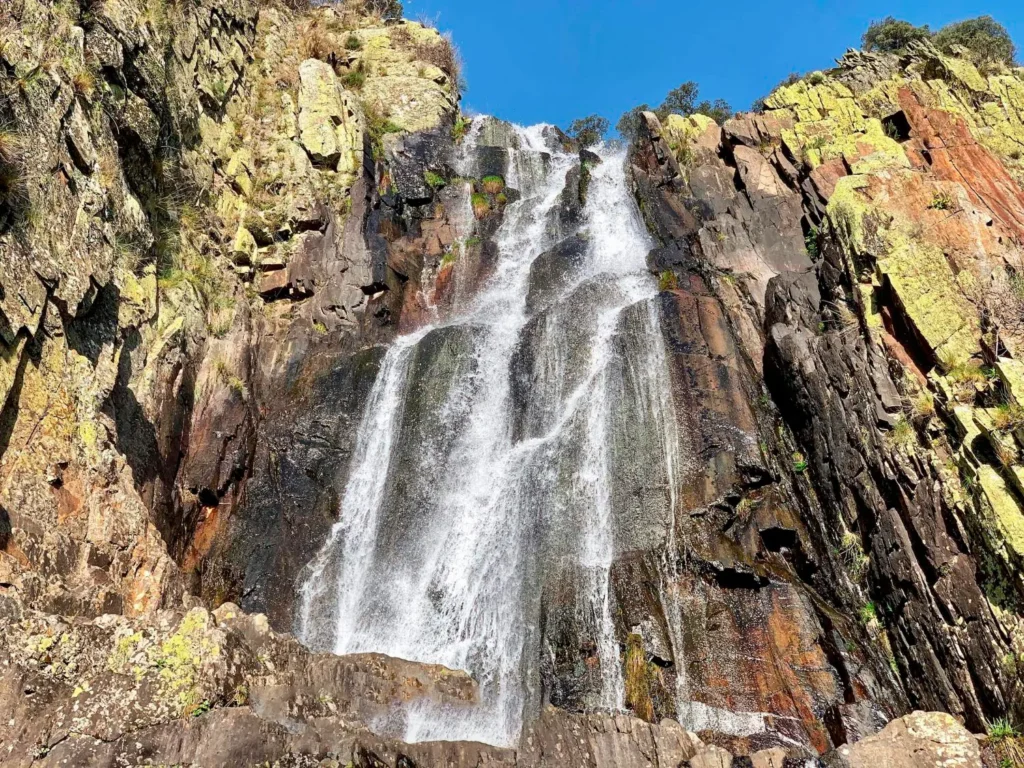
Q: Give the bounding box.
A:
[296,122,680,747]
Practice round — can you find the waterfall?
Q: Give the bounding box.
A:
[297,122,681,747]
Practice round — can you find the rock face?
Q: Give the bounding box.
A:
[1,0,1023,764]
[624,37,1024,759]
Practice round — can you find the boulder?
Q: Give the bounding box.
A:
[825,712,981,768]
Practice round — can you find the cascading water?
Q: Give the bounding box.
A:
[297,121,681,747]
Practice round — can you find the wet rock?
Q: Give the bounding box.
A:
[525,235,589,315]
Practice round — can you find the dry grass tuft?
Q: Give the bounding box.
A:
[297,20,334,62]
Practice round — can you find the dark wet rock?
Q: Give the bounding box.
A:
[525,235,590,315]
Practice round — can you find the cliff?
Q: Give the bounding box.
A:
[1,1,1023,765]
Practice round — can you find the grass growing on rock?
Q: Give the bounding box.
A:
[471,192,490,218]
[481,175,504,195]
[363,103,403,161]
[424,170,446,189]
[451,114,471,143]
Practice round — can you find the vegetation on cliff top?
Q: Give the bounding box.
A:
[567,115,610,147]
[863,14,1016,67]
[617,81,733,141]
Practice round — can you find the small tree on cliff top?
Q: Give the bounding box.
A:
[567,115,610,148]
[934,15,1016,66]
[616,82,733,142]
[861,17,931,53]
[861,14,1016,67]
[615,105,651,143]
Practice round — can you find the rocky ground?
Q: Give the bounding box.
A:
[2,0,1024,764]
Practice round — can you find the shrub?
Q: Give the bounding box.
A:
[993,403,1024,432]
[0,125,23,166]
[934,16,1016,66]
[792,452,809,473]
[363,0,403,21]
[342,70,365,90]
[344,34,362,51]
[617,83,733,142]
[859,601,879,625]
[805,227,819,258]
[929,191,955,210]
[616,104,651,142]
[911,390,935,420]
[298,21,332,61]
[840,530,869,582]
[862,17,931,53]
[693,98,733,125]
[887,416,917,451]
[567,115,609,148]
[656,81,732,125]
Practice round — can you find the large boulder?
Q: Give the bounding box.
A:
[825,711,982,768]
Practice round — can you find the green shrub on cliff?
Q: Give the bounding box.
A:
[615,105,651,142]
[616,82,733,141]
[862,17,931,54]
[860,15,1016,67]
[934,16,1017,67]
[659,81,733,125]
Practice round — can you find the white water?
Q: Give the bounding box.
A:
[297,122,680,747]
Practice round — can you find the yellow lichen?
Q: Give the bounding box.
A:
[145,610,221,717]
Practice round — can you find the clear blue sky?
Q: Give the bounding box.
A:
[403,1,1024,132]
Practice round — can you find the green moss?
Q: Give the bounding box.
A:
[793,452,809,473]
[424,170,447,189]
[623,634,655,722]
[658,270,678,291]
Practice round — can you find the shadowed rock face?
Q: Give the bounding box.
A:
[0,0,1020,763]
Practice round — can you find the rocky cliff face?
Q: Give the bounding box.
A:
[1,0,1023,764]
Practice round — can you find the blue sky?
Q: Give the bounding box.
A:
[403,1,1024,132]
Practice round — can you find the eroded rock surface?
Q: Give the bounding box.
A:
[1,1,1023,765]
